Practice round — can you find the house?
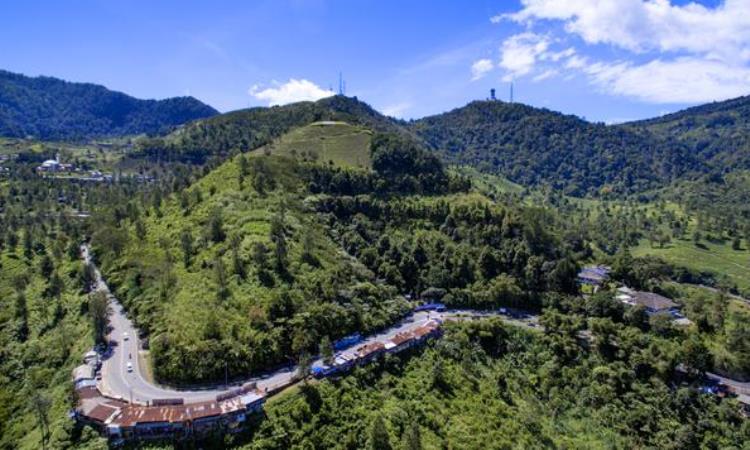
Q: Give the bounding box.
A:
[577,265,611,291]
[616,287,678,314]
[36,153,75,173]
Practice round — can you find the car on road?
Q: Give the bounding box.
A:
[123,332,129,341]
[126,362,133,372]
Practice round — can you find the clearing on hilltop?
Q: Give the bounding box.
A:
[263,121,373,169]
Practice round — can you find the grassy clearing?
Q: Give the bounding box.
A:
[265,121,372,169]
[634,237,750,293]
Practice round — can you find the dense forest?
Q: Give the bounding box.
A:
[628,95,750,170]
[243,319,749,449]
[2,78,750,449]
[0,70,217,140]
[410,101,695,196]
[133,96,413,164]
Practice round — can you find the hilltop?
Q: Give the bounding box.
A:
[134,95,409,164]
[0,69,217,140]
[625,95,750,170]
[409,100,695,197]
[265,121,373,169]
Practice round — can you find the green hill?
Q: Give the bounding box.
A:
[626,95,750,170]
[135,95,407,164]
[409,100,694,197]
[265,121,373,169]
[0,69,217,141]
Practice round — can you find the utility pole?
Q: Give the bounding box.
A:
[510,81,514,103]
[225,361,228,388]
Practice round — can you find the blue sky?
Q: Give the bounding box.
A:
[2,0,749,122]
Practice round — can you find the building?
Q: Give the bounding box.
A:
[577,265,611,290]
[616,287,678,314]
[36,153,74,173]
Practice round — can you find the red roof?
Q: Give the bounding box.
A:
[391,332,413,346]
[86,404,119,423]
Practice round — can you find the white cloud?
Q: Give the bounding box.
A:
[500,0,750,58]
[488,0,750,104]
[532,69,559,82]
[471,58,494,80]
[584,57,750,103]
[250,79,334,106]
[381,102,412,118]
[499,32,550,81]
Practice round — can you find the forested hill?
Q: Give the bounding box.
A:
[135,95,411,163]
[0,70,218,140]
[409,100,695,197]
[624,95,750,170]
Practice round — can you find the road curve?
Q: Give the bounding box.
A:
[82,245,526,405]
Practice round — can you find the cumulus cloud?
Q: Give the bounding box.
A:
[499,32,550,81]
[381,102,412,118]
[584,57,750,103]
[488,0,750,104]
[250,79,334,106]
[471,58,494,80]
[501,0,750,58]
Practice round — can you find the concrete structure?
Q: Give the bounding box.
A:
[577,265,611,291]
[36,153,74,173]
[616,287,678,314]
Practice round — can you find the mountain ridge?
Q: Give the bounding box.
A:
[0,69,218,140]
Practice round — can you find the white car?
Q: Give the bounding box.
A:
[123,332,129,341]
[126,362,133,373]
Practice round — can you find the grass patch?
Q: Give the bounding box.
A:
[265,121,372,169]
[633,237,750,293]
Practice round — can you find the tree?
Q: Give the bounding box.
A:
[402,421,422,450]
[319,336,334,365]
[208,208,225,243]
[135,218,147,241]
[215,257,229,300]
[14,292,29,342]
[297,351,313,384]
[367,414,393,450]
[230,234,246,279]
[39,254,54,280]
[180,230,193,268]
[89,291,109,345]
[270,213,288,273]
[30,389,51,450]
[680,332,711,377]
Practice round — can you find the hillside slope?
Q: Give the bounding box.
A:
[410,101,694,197]
[0,69,217,140]
[625,95,750,170]
[266,121,373,169]
[134,95,409,164]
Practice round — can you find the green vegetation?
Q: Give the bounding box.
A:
[267,121,373,169]
[0,69,217,140]
[628,95,750,170]
[242,318,748,449]
[3,81,750,448]
[410,100,692,196]
[93,129,461,384]
[0,177,108,449]
[633,235,750,293]
[134,96,407,164]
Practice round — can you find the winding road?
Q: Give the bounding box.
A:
[83,244,747,408]
[82,245,532,406]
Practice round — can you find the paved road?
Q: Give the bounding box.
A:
[83,244,525,405]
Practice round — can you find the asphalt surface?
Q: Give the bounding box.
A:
[82,244,528,405]
[82,244,750,407]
